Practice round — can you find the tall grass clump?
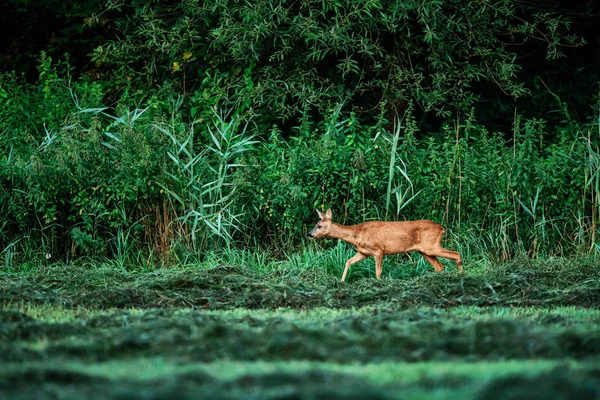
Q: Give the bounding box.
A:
[159,108,257,253]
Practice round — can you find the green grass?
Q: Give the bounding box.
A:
[2,358,597,400]
[1,256,598,310]
[4,306,599,363]
[1,256,599,399]
[2,305,600,399]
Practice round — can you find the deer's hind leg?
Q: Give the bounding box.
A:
[421,247,463,271]
[417,229,463,272]
[432,248,462,271]
[420,252,444,272]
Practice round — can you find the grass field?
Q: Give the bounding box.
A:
[1,252,600,399]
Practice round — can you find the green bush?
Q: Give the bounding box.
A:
[235,108,599,260]
[0,56,174,259]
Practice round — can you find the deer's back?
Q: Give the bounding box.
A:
[353,220,444,255]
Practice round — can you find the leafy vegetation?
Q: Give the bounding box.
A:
[2,0,600,263]
[2,1,600,398]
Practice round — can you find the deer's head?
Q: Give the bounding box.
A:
[307,208,332,238]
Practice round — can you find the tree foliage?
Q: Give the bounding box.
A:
[88,0,584,123]
[1,0,600,264]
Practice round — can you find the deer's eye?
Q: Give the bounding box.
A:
[317,225,322,229]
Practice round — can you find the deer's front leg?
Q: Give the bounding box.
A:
[374,252,384,279]
[341,252,367,282]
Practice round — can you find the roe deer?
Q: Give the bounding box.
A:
[308,208,463,282]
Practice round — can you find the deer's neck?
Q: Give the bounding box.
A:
[328,222,360,246]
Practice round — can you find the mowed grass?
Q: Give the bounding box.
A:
[1,255,600,399]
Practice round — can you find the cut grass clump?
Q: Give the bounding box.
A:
[2,308,600,364]
[1,361,598,400]
[1,259,599,310]
[0,367,391,400]
[2,254,599,400]
[476,366,600,400]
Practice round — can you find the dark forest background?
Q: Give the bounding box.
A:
[2,0,600,267]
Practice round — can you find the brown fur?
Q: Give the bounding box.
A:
[308,208,463,281]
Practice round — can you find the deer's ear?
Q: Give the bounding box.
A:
[325,208,332,219]
[316,209,324,219]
